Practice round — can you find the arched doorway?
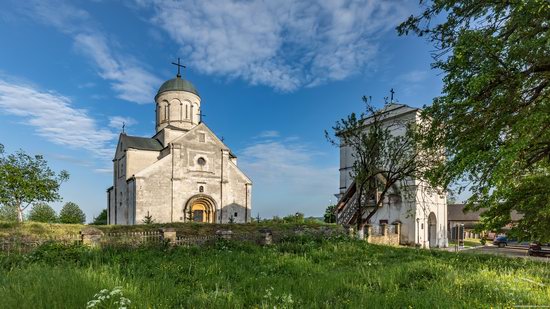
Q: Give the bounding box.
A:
[428,212,437,248]
[184,194,216,223]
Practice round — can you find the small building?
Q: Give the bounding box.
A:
[447,204,523,239]
[335,103,448,248]
[107,71,252,225]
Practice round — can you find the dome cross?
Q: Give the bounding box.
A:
[171,58,186,78]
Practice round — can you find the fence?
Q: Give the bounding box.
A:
[0,226,344,253]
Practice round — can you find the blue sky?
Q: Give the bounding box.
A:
[0,0,444,221]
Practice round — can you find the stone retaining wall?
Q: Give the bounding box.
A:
[367,223,401,246]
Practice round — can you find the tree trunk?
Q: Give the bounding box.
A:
[356,183,364,237]
[17,203,23,222]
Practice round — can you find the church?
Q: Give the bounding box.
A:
[107,64,252,225]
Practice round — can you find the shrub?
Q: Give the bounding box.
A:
[282,212,305,224]
[26,242,88,265]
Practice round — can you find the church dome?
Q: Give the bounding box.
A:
[156,77,200,97]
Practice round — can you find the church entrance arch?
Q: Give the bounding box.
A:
[184,194,216,223]
[428,212,437,248]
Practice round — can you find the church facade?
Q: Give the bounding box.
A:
[335,104,448,248]
[107,73,252,225]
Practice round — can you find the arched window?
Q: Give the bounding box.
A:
[156,105,160,124]
[159,101,169,122]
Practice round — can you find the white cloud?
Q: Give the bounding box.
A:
[141,0,412,91]
[73,33,162,104]
[256,130,280,139]
[0,79,116,159]
[398,70,429,83]
[108,116,137,130]
[16,0,161,104]
[239,135,338,217]
[93,167,112,174]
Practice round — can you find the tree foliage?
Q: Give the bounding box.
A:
[28,203,58,223]
[92,209,108,225]
[0,144,69,222]
[398,0,550,241]
[326,98,441,235]
[142,211,154,225]
[324,205,336,223]
[0,204,17,222]
[59,202,86,224]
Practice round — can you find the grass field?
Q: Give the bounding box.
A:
[1,235,549,308]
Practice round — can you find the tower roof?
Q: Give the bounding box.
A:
[156,76,200,98]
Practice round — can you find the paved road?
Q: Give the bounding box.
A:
[466,245,550,262]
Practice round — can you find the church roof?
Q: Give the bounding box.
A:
[121,134,163,151]
[448,203,523,222]
[156,76,200,98]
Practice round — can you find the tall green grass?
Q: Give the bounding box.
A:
[1,237,549,308]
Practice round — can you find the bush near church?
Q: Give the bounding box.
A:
[59,202,85,224]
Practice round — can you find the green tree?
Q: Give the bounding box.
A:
[0,204,17,222]
[0,144,69,222]
[142,211,154,224]
[324,205,336,223]
[59,202,85,224]
[398,0,550,241]
[27,203,58,223]
[92,209,108,225]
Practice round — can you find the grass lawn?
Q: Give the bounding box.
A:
[1,237,549,308]
[448,238,482,248]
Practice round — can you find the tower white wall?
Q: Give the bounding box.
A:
[155,90,201,133]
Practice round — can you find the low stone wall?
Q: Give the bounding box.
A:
[0,224,346,253]
[366,223,400,246]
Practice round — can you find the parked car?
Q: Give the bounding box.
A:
[493,236,508,248]
[528,243,550,257]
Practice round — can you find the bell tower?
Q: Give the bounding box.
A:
[155,59,201,133]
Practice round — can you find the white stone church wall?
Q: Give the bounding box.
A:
[134,155,173,223]
[107,189,114,224]
[126,149,160,178]
[221,161,251,223]
[415,182,447,248]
